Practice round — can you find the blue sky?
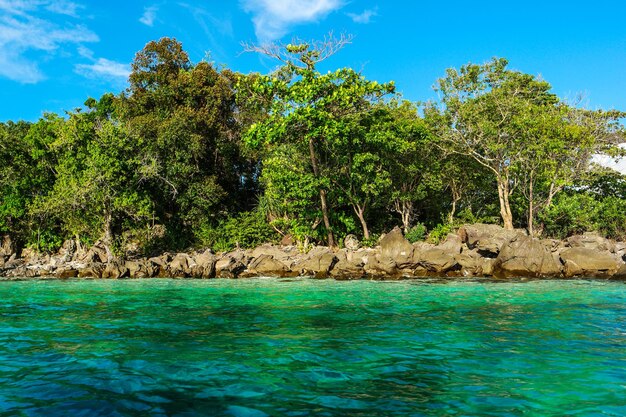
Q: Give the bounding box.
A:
[1,0,625,123]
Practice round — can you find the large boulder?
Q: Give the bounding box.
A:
[493,235,562,278]
[190,250,216,278]
[417,248,458,273]
[101,261,129,279]
[0,235,14,256]
[455,249,494,277]
[215,250,250,278]
[294,247,337,278]
[168,253,194,278]
[343,234,361,251]
[78,240,109,263]
[125,260,156,278]
[566,233,615,253]
[78,263,105,278]
[244,254,292,277]
[560,247,620,278]
[458,224,525,256]
[379,227,413,264]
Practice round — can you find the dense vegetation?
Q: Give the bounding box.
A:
[1,37,624,256]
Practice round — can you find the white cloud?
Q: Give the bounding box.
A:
[241,0,344,42]
[347,8,376,24]
[139,5,158,27]
[0,0,97,83]
[593,144,626,175]
[75,57,130,80]
[46,0,83,17]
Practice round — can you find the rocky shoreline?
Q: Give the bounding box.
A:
[1,224,625,281]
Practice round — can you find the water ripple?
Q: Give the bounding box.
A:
[0,279,625,416]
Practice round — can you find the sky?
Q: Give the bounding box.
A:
[1,0,625,125]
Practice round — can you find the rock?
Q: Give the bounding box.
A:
[191,250,216,278]
[455,249,493,276]
[418,248,458,273]
[125,260,155,278]
[566,233,615,253]
[493,236,561,278]
[215,251,249,278]
[79,240,109,263]
[55,268,78,279]
[58,239,77,263]
[169,253,193,278]
[294,248,337,278]
[611,263,626,280]
[437,233,463,254]
[245,254,292,277]
[344,234,361,251]
[458,224,525,256]
[102,262,129,279]
[364,256,397,277]
[559,247,620,277]
[380,227,413,264]
[78,263,105,278]
[615,242,626,261]
[0,235,14,257]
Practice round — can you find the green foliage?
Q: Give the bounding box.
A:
[195,210,277,252]
[428,223,455,244]
[361,233,381,248]
[405,223,427,243]
[540,193,598,239]
[28,229,63,253]
[0,38,624,259]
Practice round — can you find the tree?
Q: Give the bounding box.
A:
[121,38,252,246]
[243,35,394,244]
[428,57,564,230]
[32,96,152,259]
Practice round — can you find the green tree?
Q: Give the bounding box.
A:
[121,37,252,246]
[243,36,394,244]
[32,96,152,259]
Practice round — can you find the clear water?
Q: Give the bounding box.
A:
[0,278,625,417]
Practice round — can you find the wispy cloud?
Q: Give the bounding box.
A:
[75,57,130,80]
[139,5,158,27]
[241,0,344,42]
[347,8,377,24]
[46,0,83,17]
[0,0,97,83]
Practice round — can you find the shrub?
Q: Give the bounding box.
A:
[405,223,427,243]
[195,210,278,252]
[428,223,454,244]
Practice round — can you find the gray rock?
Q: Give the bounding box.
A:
[380,227,413,264]
[344,234,361,251]
[458,223,525,256]
[245,254,292,277]
[493,236,561,278]
[560,247,620,277]
[566,233,615,253]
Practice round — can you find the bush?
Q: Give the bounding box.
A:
[195,210,277,252]
[539,193,597,239]
[428,223,454,244]
[405,223,427,243]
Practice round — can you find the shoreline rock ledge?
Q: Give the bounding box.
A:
[1,225,625,281]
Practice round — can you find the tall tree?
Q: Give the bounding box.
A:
[121,37,251,244]
[243,35,394,244]
[427,58,559,229]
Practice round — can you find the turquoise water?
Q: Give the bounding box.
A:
[0,278,625,416]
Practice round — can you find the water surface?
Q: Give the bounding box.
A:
[1,278,625,416]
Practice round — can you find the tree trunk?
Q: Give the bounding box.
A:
[497,177,514,230]
[309,138,335,247]
[103,202,114,263]
[354,205,370,240]
[527,170,534,237]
